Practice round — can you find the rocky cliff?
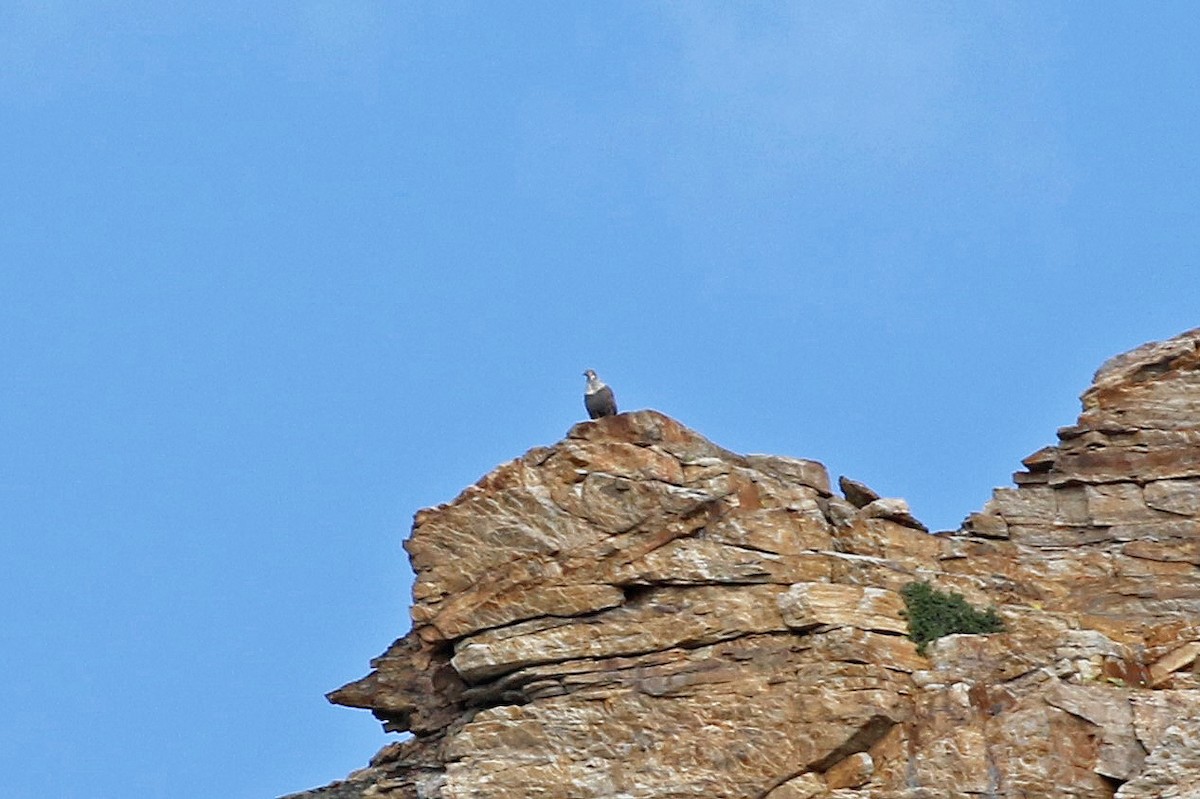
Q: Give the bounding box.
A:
[288,328,1200,799]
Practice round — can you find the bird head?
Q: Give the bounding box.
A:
[583,369,597,380]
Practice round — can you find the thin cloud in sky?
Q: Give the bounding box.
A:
[507,5,964,212]
[0,1,399,100]
[499,3,1077,316]
[655,2,1072,201]
[661,3,965,167]
[0,1,102,98]
[285,1,396,91]
[640,1,1077,287]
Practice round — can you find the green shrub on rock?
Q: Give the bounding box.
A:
[900,581,1004,655]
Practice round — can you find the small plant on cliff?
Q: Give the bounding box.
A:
[900,581,1004,655]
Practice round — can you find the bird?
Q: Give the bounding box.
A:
[582,369,618,419]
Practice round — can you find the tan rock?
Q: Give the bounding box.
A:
[1117,717,1200,799]
[838,475,881,509]
[764,772,825,799]
[704,506,835,555]
[1022,445,1059,472]
[1150,642,1200,688]
[297,328,1200,799]
[823,751,873,789]
[778,582,907,636]
[809,627,924,674]
[326,634,465,735]
[985,697,1121,797]
[824,495,859,529]
[984,485,1057,525]
[614,537,831,586]
[437,659,910,799]
[860,497,929,532]
[916,617,1070,686]
[1124,530,1200,564]
[907,720,993,794]
[1130,691,1200,751]
[745,454,832,495]
[431,583,626,641]
[960,510,1009,538]
[451,584,793,681]
[1085,481,1150,524]
[1145,478,1200,516]
[1045,680,1143,780]
[833,517,941,569]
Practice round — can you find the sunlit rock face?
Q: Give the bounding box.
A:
[287,328,1200,799]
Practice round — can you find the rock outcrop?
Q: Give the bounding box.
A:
[286,327,1200,799]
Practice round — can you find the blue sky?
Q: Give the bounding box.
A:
[2,3,1197,797]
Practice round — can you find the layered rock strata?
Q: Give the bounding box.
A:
[288,327,1200,799]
